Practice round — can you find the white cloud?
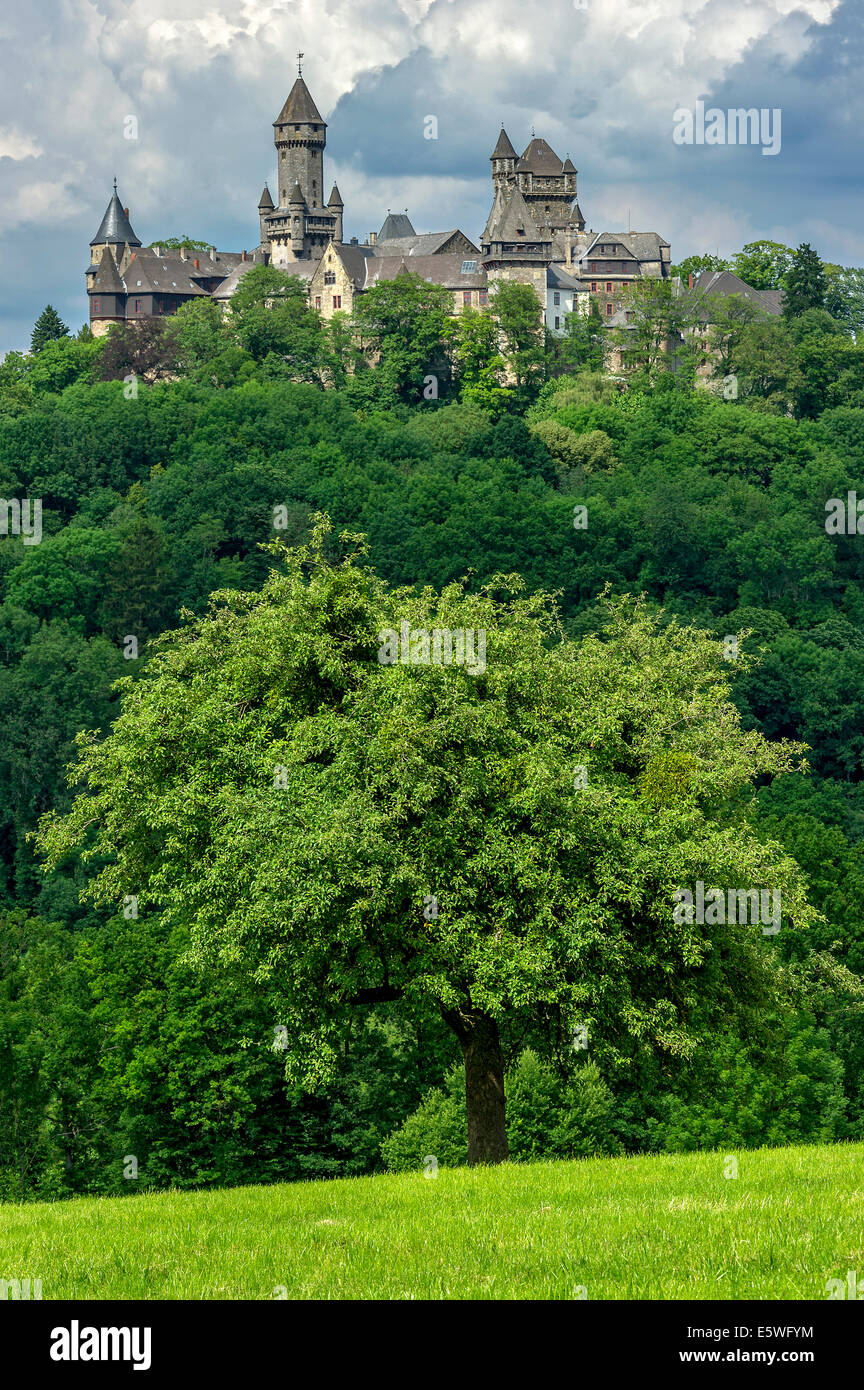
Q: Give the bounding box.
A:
[0,127,43,160]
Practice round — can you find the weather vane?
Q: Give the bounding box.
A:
[297,52,304,75]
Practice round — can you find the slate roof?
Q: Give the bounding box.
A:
[520,137,564,174]
[90,190,142,247]
[362,253,487,290]
[91,249,125,293]
[491,127,517,158]
[547,264,583,290]
[371,229,478,258]
[275,77,325,126]
[327,184,344,207]
[258,185,274,209]
[378,211,415,240]
[692,269,783,316]
[484,184,550,242]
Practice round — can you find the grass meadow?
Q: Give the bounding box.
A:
[2,1142,861,1300]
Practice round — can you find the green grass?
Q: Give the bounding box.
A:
[2,1143,862,1299]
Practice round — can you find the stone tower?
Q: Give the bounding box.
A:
[274,74,326,208]
[261,67,344,264]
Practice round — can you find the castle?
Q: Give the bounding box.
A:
[86,68,673,338]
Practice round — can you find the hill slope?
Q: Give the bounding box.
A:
[2,1143,860,1300]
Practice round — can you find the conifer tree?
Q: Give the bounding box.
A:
[30,305,69,354]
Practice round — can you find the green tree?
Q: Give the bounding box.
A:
[30,306,69,355]
[352,272,454,407]
[227,266,324,381]
[489,279,546,402]
[731,241,795,291]
[670,253,731,284]
[551,301,606,375]
[451,307,511,416]
[38,521,816,1165]
[783,243,828,319]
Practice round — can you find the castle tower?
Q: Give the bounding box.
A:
[89,180,141,276]
[274,73,326,208]
[490,127,517,191]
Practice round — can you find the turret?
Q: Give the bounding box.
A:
[258,184,274,248]
[327,183,343,243]
[490,127,517,189]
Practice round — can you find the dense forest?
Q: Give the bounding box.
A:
[3,239,864,1197]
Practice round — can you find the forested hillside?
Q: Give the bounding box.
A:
[3,255,864,1198]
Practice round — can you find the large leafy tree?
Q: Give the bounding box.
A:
[39,520,815,1164]
[352,272,454,407]
[227,266,324,381]
[731,241,795,291]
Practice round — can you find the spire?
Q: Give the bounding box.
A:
[91,246,125,293]
[562,155,577,173]
[326,183,343,207]
[275,76,325,127]
[90,185,141,247]
[491,126,517,159]
[258,184,274,209]
[288,179,307,208]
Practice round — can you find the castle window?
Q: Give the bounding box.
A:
[606,303,613,316]
[91,298,100,314]
[332,295,341,309]
[324,271,335,285]
[479,290,488,306]
[134,299,143,314]
[622,280,630,289]
[554,316,560,329]
[461,260,477,273]
[606,282,612,292]
[315,295,321,310]
[590,281,597,292]
[590,262,597,272]
[463,290,472,305]
[553,291,560,305]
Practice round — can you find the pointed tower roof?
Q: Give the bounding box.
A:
[288,180,308,208]
[327,184,344,207]
[562,155,577,173]
[521,137,564,174]
[571,202,586,228]
[91,247,125,293]
[90,183,141,247]
[485,184,548,244]
[491,127,517,159]
[258,184,274,209]
[378,211,415,240]
[275,77,325,126]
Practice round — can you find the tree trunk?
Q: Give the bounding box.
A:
[443,1007,509,1165]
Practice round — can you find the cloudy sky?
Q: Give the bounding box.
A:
[1,0,862,352]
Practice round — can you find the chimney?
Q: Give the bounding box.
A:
[369,231,377,246]
[208,246,215,259]
[565,233,572,269]
[350,236,358,245]
[193,258,200,270]
[688,273,694,288]
[180,245,188,260]
[241,249,247,262]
